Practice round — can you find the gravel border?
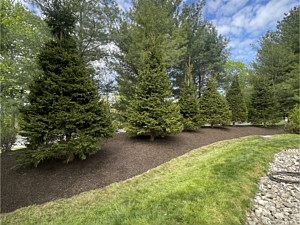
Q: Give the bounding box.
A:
[246,148,300,225]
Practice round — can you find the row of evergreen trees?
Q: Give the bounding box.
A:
[15,0,292,167]
[125,59,283,141]
[124,54,249,141]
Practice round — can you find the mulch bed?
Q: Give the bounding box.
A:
[1,126,286,213]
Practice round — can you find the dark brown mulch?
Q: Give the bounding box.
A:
[1,126,286,213]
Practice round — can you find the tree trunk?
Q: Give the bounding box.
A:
[64,153,74,164]
[150,130,155,141]
[66,133,71,142]
[198,73,202,98]
[64,132,74,163]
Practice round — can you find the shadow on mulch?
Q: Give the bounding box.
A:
[0,126,286,213]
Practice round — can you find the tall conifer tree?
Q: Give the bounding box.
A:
[112,0,186,118]
[253,7,299,117]
[226,75,247,125]
[179,61,203,130]
[249,76,280,126]
[200,77,231,127]
[126,55,183,141]
[123,0,184,140]
[19,0,113,166]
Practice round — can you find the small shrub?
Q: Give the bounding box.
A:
[286,105,300,134]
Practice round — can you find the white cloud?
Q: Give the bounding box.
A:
[207,0,299,63]
[216,24,243,36]
[228,38,254,49]
[206,0,223,13]
[207,0,249,17]
[248,0,298,31]
[229,37,255,62]
[115,0,132,11]
[225,0,299,35]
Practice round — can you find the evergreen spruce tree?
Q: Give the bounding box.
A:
[254,7,300,117]
[249,76,281,126]
[178,62,203,130]
[19,0,113,166]
[126,55,183,141]
[112,0,186,119]
[200,77,231,127]
[226,75,247,125]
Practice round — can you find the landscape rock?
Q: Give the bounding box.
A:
[246,148,300,225]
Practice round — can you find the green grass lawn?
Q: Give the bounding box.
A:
[1,134,299,225]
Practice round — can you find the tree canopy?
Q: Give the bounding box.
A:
[171,1,228,97]
[0,0,50,151]
[0,0,49,111]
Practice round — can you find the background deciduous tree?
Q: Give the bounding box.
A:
[0,0,50,152]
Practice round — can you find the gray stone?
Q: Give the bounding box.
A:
[258,199,266,206]
[274,212,284,219]
[255,208,262,216]
[283,201,292,208]
[265,193,273,199]
[268,206,276,212]
[261,217,271,225]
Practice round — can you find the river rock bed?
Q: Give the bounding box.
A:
[246,148,300,225]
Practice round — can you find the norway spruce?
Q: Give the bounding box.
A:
[126,58,183,141]
[249,76,280,126]
[200,77,231,127]
[226,75,247,125]
[19,0,113,166]
[179,63,203,130]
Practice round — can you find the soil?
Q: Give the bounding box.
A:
[0,126,286,213]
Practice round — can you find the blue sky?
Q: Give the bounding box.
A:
[116,0,299,64]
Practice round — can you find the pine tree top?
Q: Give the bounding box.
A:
[42,0,77,40]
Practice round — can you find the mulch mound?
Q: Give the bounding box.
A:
[1,126,286,213]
